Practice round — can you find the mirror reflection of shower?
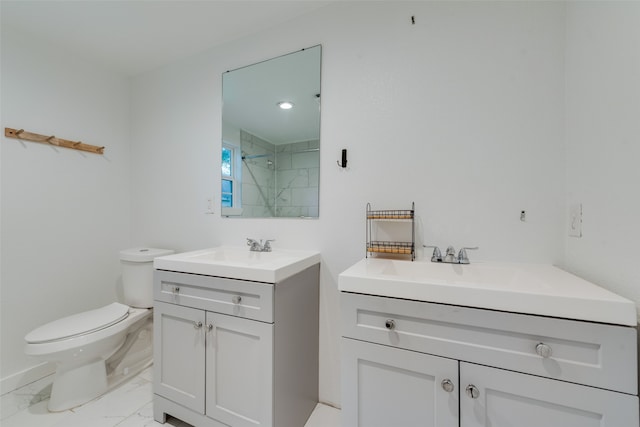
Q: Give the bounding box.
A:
[237,129,319,218]
[241,150,276,217]
[221,45,321,218]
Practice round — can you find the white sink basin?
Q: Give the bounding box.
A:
[154,246,320,283]
[339,258,637,326]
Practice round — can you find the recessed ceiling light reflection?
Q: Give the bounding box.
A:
[277,101,294,110]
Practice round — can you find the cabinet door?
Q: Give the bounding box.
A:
[205,312,274,427]
[153,301,206,413]
[342,338,459,427]
[460,362,639,427]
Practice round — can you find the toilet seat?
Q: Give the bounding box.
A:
[25,303,130,344]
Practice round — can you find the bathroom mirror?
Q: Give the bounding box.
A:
[221,45,321,218]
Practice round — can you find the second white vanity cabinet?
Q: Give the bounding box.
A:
[153,264,319,427]
[341,290,639,427]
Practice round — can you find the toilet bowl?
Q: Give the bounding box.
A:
[24,247,173,412]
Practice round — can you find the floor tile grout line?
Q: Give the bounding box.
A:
[112,398,154,426]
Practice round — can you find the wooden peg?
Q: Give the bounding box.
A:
[46,135,60,146]
[15,129,24,136]
[73,141,82,147]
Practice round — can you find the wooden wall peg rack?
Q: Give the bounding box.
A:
[4,128,105,155]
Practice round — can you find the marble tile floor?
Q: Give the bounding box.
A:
[0,367,341,427]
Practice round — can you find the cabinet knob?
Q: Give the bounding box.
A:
[207,323,214,332]
[535,342,552,358]
[465,384,480,399]
[193,321,203,329]
[441,379,455,393]
[172,286,180,294]
[232,295,242,305]
[384,319,396,330]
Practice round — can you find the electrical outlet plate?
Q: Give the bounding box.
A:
[568,203,582,237]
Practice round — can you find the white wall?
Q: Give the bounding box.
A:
[564,3,640,306]
[0,26,132,391]
[130,1,566,406]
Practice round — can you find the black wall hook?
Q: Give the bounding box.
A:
[337,149,348,168]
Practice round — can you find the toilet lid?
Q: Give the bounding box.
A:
[25,303,130,344]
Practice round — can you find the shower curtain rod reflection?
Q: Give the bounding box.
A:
[241,147,318,160]
[241,153,272,160]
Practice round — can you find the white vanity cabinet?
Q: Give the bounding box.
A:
[153,265,319,427]
[341,291,639,427]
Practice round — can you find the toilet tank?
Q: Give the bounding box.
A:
[120,248,174,308]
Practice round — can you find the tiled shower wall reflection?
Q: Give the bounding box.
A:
[240,130,276,217]
[276,140,319,217]
[240,130,319,217]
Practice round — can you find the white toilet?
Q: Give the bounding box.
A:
[24,247,173,412]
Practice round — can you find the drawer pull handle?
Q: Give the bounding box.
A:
[441,379,455,393]
[172,286,180,294]
[384,319,396,330]
[232,296,242,305]
[536,342,552,358]
[465,384,480,399]
[194,321,203,329]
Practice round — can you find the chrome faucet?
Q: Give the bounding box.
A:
[423,245,478,264]
[246,238,275,252]
[444,245,457,263]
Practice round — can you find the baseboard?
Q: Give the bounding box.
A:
[1,362,55,395]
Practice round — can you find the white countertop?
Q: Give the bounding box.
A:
[154,246,320,283]
[338,258,637,326]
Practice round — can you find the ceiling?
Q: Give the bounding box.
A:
[0,1,332,76]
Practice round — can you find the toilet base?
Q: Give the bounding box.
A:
[48,358,108,412]
[45,312,153,412]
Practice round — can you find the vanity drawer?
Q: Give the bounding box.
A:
[155,270,273,323]
[341,292,638,395]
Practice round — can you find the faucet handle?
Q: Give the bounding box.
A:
[246,238,262,251]
[423,245,442,262]
[263,239,275,252]
[457,247,479,264]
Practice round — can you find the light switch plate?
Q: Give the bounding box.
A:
[205,197,215,214]
[568,203,582,237]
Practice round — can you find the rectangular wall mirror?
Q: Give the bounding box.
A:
[221,45,321,218]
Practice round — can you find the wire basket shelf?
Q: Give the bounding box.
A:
[366,202,415,260]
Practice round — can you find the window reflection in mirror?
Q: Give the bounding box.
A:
[221,145,236,208]
[221,45,321,218]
